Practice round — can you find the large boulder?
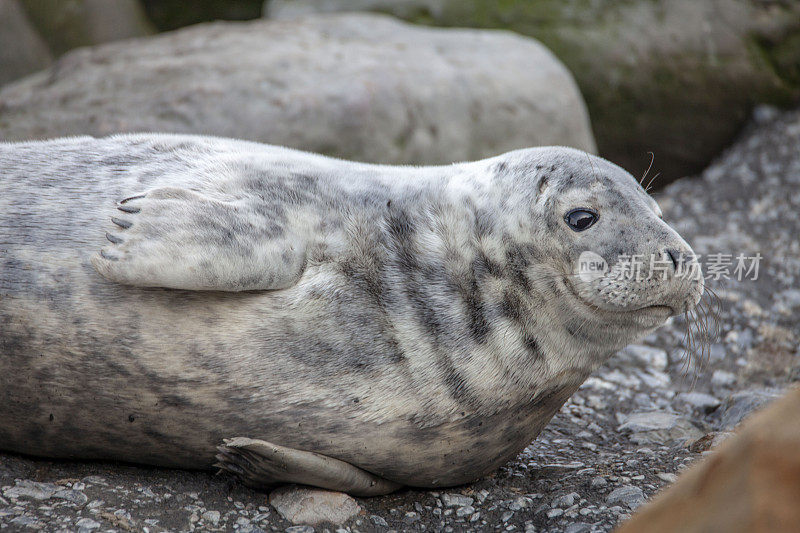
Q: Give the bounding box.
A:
[0,13,596,164]
[0,0,52,87]
[18,0,155,57]
[266,0,800,183]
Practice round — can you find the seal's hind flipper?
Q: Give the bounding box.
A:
[92,187,307,291]
[215,437,401,497]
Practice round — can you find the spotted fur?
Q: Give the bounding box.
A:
[0,134,702,489]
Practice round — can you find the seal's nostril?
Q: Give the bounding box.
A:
[666,248,680,270]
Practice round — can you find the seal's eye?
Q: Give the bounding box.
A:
[564,208,598,232]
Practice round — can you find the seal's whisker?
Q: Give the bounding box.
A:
[644,172,661,193]
[639,152,655,186]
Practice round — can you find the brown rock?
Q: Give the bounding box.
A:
[617,387,800,533]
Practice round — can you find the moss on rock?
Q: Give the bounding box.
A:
[268,0,800,182]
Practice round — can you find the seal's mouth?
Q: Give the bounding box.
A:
[562,277,677,324]
[583,298,674,319]
[636,304,677,317]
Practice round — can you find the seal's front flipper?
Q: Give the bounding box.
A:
[215,437,401,497]
[92,187,306,291]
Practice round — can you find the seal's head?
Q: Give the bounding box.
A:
[498,147,703,351]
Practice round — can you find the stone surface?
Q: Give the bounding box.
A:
[18,0,154,56]
[617,345,669,371]
[266,0,800,183]
[606,485,645,509]
[617,412,703,445]
[1,87,800,533]
[441,493,474,508]
[0,0,52,87]
[673,392,721,414]
[3,480,58,500]
[715,389,782,429]
[269,486,360,525]
[618,387,800,533]
[687,431,734,454]
[0,13,596,165]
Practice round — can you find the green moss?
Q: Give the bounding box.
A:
[140,0,264,32]
[749,32,800,105]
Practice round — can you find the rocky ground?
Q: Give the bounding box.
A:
[1,107,798,532]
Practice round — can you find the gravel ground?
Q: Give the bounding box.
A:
[1,107,799,533]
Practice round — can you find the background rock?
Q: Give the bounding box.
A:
[617,387,800,533]
[0,0,52,87]
[0,13,595,164]
[617,412,703,446]
[606,485,645,510]
[141,0,264,31]
[715,389,783,430]
[266,0,800,183]
[269,486,360,525]
[18,0,154,56]
[1,31,800,532]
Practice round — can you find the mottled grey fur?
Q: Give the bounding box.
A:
[0,134,702,494]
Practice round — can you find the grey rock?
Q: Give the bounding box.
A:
[711,370,737,388]
[267,0,800,182]
[285,527,314,533]
[553,492,579,508]
[545,508,564,519]
[673,392,722,414]
[509,496,533,510]
[441,493,474,508]
[269,486,360,526]
[54,489,88,506]
[564,523,592,533]
[370,514,388,527]
[403,511,420,523]
[0,0,51,87]
[10,515,39,528]
[202,510,221,525]
[590,476,608,489]
[606,485,645,509]
[0,13,595,166]
[75,517,101,532]
[717,389,782,429]
[618,411,703,444]
[455,505,474,518]
[778,289,800,308]
[618,345,668,371]
[708,343,727,363]
[656,473,678,483]
[240,526,267,533]
[3,480,59,500]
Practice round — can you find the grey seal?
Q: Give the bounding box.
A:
[0,134,703,495]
